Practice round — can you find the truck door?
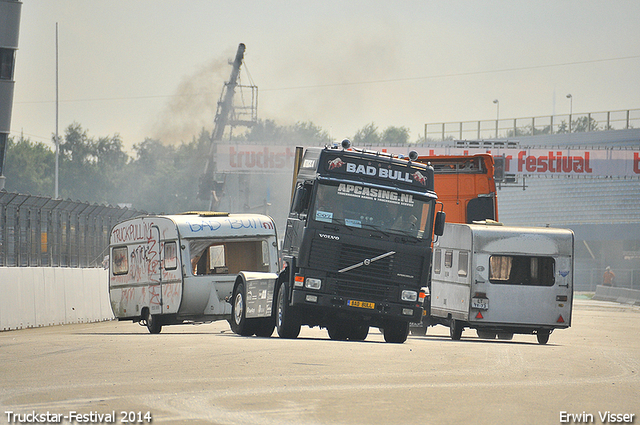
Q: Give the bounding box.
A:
[282,182,312,258]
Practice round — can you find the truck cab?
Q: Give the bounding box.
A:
[272,143,443,343]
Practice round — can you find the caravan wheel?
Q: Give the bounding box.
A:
[231,282,257,336]
[145,310,162,334]
[449,319,463,340]
[536,330,550,345]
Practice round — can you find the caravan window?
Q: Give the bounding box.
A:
[489,255,555,286]
[164,242,178,270]
[189,239,270,275]
[112,246,128,275]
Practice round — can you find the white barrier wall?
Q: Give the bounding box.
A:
[0,267,113,331]
[593,285,640,306]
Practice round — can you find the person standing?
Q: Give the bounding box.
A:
[603,266,616,287]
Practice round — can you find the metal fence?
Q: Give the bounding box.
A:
[425,108,640,142]
[0,191,145,267]
[574,268,639,292]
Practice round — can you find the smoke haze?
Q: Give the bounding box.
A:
[148,55,231,145]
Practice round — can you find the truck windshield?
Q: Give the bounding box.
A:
[312,182,433,239]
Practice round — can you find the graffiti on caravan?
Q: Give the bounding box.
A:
[112,221,156,244]
[187,217,275,233]
[217,145,297,173]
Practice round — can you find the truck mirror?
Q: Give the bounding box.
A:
[434,211,446,236]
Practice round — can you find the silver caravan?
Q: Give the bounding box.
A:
[430,222,573,344]
[108,212,279,333]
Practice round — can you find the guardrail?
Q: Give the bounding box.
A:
[425,108,640,142]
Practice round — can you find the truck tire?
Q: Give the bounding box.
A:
[145,310,162,334]
[449,319,463,340]
[349,324,369,341]
[383,321,409,343]
[327,324,349,341]
[276,281,301,339]
[254,318,275,337]
[230,282,256,336]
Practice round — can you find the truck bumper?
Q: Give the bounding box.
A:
[291,288,422,323]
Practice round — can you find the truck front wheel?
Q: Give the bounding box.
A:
[383,321,409,343]
[276,281,301,339]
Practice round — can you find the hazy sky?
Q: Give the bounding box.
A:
[10,0,640,151]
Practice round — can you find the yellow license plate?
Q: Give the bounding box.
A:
[347,300,375,309]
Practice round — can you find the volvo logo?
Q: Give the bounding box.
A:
[319,233,340,241]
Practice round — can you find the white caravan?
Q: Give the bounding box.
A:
[108,212,279,333]
[430,222,573,344]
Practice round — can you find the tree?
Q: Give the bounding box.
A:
[572,116,599,132]
[381,126,410,145]
[58,123,128,204]
[352,123,381,145]
[4,136,55,196]
[240,119,285,142]
[286,121,331,145]
[237,119,332,145]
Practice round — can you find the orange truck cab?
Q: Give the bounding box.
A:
[416,153,498,224]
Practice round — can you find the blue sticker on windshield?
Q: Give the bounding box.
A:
[345,219,362,228]
[316,210,333,223]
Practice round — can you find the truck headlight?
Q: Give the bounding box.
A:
[401,290,418,302]
[305,278,322,290]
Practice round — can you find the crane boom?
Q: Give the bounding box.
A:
[197,43,246,204]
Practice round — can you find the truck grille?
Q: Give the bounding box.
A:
[308,238,424,301]
[332,277,398,301]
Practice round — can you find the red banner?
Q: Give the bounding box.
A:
[216,144,640,178]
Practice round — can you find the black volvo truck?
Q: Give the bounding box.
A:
[230,140,444,343]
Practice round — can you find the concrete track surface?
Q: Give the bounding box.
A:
[1,299,638,425]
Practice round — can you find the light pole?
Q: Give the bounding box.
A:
[566,94,572,133]
[493,99,499,138]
